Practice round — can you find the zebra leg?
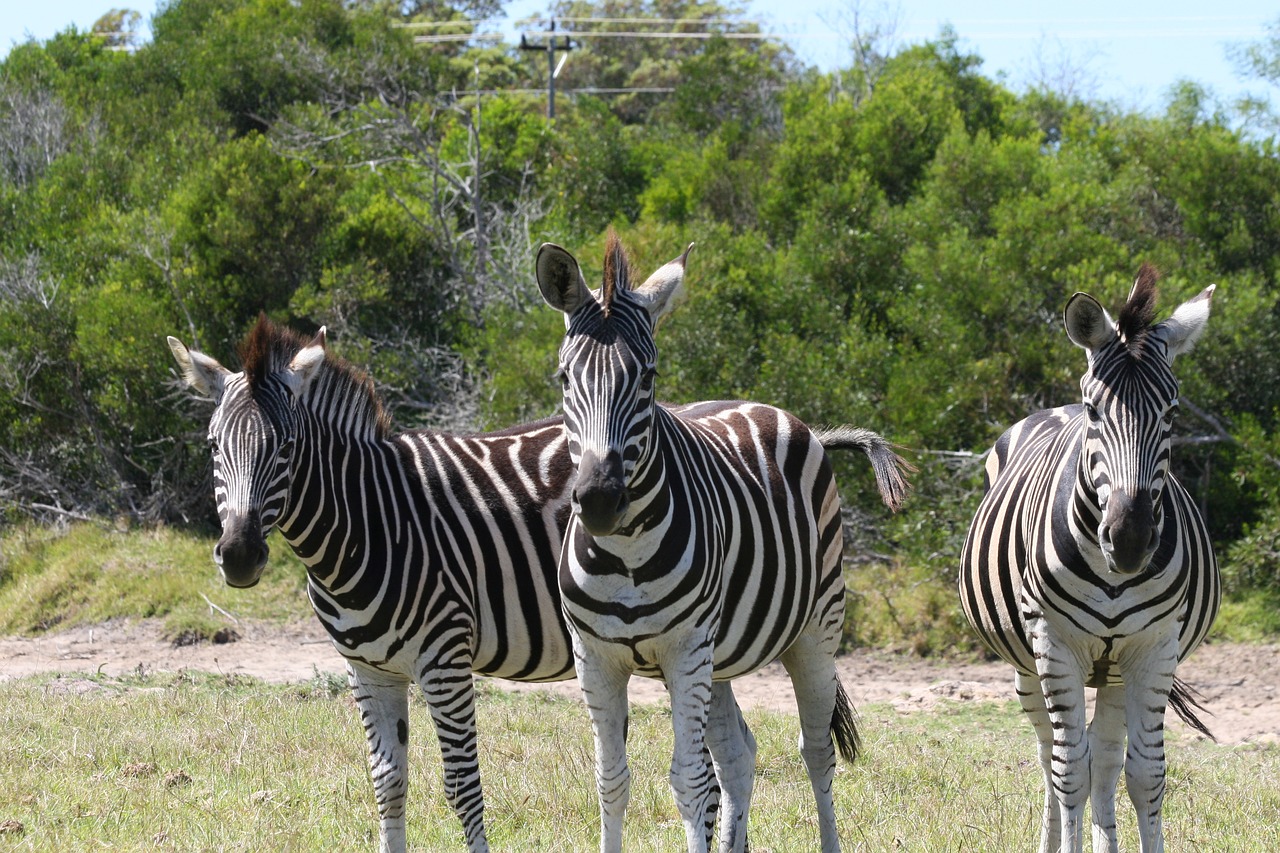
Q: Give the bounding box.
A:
[698,741,721,851]
[1088,686,1127,853]
[576,641,634,853]
[1031,634,1090,853]
[416,664,489,853]
[665,655,717,853]
[347,662,413,853]
[1015,669,1060,853]
[1123,643,1178,853]
[705,680,756,853]
[779,637,842,853]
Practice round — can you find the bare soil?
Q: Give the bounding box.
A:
[1,619,1276,746]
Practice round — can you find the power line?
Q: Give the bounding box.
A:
[413,30,782,44]
[398,15,766,28]
[523,30,778,40]
[519,22,574,119]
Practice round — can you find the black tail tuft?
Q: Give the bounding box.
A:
[1169,675,1216,742]
[831,678,861,764]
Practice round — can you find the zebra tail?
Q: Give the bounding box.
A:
[832,678,861,764]
[813,425,915,512]
[1170,675,1216,742]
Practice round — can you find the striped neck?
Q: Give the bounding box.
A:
[275,381,397,596]
[1068,412,1105,554]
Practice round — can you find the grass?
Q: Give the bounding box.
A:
[1212,588,1280,642]
[0,673,1276,852]
[0,522,312,640]
[1,522,1277,849]
[2,521,1277,651]
[843,556,983,657]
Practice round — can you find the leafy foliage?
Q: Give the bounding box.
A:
[3,0,1280,618]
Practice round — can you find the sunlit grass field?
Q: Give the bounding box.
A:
[0,670,1276,851]
[3,522,1277,653]
[2,522,1278,849]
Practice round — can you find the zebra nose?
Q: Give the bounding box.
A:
[1100,490,1157,574]
[573,449,630,536]
[214,511,270,588]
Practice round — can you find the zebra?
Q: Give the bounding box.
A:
[958,266,1219,853]
[168,318,742,852]
[167,318,581,853]
[536,232,911,853]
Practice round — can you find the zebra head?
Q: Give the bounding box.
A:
[1063,265,1214,574]
[536,230,692,536]
[167,320,326,587]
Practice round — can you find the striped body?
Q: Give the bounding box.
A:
[538,234,907,853]
[958,270,1219,853]
[287,416,572,681]
[559,399,846,683]
[961,404,1217,681]
[171,320,575,853]
[562,401,851,853]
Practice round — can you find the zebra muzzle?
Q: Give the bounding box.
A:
[573,449,630,536]
[214,510,270,588]
[1100,490,1159,574]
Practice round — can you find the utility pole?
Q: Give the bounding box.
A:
[519,21,574,119]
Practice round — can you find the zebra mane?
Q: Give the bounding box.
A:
[600,228,634,319]
[1116,263,1159,356]
[238,315,391,439]
[239,314,306,388]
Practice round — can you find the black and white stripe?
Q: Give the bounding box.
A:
[958,266,1219,853]
[537,233,909,853]
[169,319,577,853]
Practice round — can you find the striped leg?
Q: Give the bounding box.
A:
[576,639,634,853]
[665,650,717,853]
[699,741,721,851]
[1088,686,1127,853]
[417,664,488,853]
[1015,669,1060,853]
[779,636,843,853]
[705,681,756,853]
[1124,641,1177,853]
[1031,625,1090,853]
[347,663,412,853]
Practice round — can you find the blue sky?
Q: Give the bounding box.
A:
[3,1,1275,114]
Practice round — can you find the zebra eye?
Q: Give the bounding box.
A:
[207,436,220,455]
[1083,401,1100,422]
[554,368,570,391]
[1165,400,1180,423]
[640,369,657,392]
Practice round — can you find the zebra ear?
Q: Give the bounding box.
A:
[167,336,231,402]
[283,327,327,397]
[1157,284,1215,362]
[1064,292,1116,353]
[632,243,693,326]
[537,242,591,319]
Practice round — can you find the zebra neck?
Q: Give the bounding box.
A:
[275,415,393,594]
[1058,428,1106,564]
[582,412,685,551]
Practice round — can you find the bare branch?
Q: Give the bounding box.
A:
[0,80,73,188]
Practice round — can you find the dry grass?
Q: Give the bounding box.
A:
[0,672,1276,851]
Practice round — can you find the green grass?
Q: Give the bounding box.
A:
[843,556,984,657]
[0,522,312,640]
[3,521,1278,654]
[0,673,1276,851]
[1,522,1277,849]
[1211,588,1280,642]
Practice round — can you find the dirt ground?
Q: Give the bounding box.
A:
[1,619,1276,746]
